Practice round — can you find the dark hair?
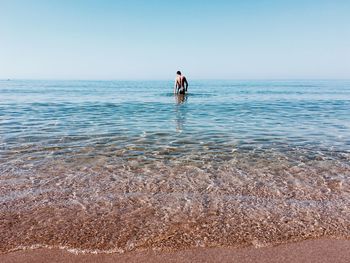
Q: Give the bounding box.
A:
[176,71,181,75]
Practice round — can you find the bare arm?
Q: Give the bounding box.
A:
[174,79,178,94]
[184,77,188,91]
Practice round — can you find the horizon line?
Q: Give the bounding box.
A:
[1,78,350,82]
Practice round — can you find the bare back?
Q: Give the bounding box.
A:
[176,75,185,88]
[174,75,188,94]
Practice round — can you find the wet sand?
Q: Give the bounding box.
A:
[2,239,350,263]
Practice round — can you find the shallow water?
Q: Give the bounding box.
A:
[1,80,350,253]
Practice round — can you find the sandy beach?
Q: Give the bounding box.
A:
[2,239,350,263]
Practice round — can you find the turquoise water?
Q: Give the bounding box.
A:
[1,80,350,163]
[1,80,350,253]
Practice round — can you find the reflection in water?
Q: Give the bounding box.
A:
[174,94,188,133]
[175,94,187,104]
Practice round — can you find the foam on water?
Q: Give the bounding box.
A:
[1,80,350,253]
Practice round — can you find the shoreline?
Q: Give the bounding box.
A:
[2,239,350,263]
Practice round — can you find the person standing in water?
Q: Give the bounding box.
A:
[174,71,188,94]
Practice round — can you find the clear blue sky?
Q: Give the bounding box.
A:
[0,0,349,80]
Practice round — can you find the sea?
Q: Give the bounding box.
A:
[1,79,350,253]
